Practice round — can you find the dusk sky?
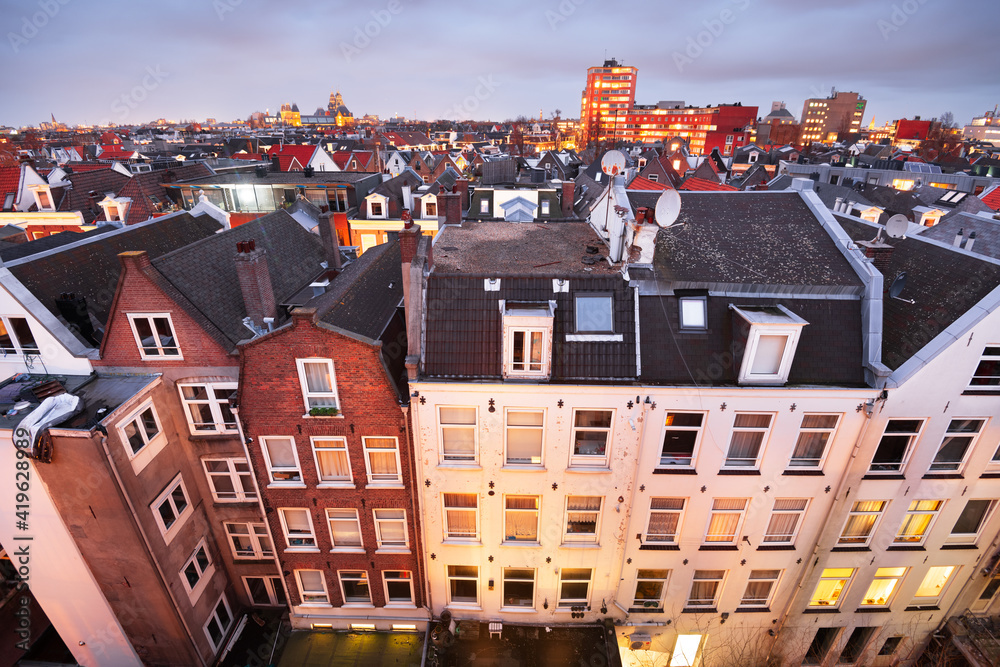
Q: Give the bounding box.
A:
[2,0,998,129]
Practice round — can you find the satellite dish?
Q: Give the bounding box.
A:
[885,214,908,239]
[654,188,682,228]
[889,271,915,304]
[601,150,626,176]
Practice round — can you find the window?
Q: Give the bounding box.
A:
[510,329,546,373]
[648,173,658,182]
[447,565,479,606]
[224,522,272,559]
[479,198,489,214]
[443,493,479,541]
[659,412,704,468]
[558,568,592,607]
[339,570,372,605]
[860,567,906,607]
[632,569,670,609]
[912,566,956,606]
[540,200,550,215]
[0,316,39,356]
[570,409,613,467]
[180,540,214,599]
[363,437,402,484]
[439,406,478,463]
[203,458,256,502]
[503,568,535,608]
[839,500,887,546]
[969,346,1000,392]
[311,437,352,484]
[373,509,408,549]
[838,627,877,664]
[894,500,943,545]
[679,297,707,330]
[670,635,704,667]
[261,437,302,484]
[505,409,544,465]
[244,576,286,606]
[322,509,362,550]
[564,496,602,543]
[35,188,53,210]
[151,475,191,543]
[731,305,807,385]
[502,302,553,378]
[425,201,436,217]
[178,383,237,434]
[575,295,613,333]
[645,498,684,544]
[808,568,854,607]
[869,419,923,473]
[929,418,986,472]
[120,402,162,458]
[705,498,748,544]
[724,413,772,468]
[295,569,330,605]
[383,571,414,606]
[740,569,781,609]
[504,495,539,543]
[296,358,339,411]
[370,200,383,217]
[279,508,317,549]
[127,313,180,358]
[203,594,234,651]
[687,570,725,608]
[788,414,839,468]
[948,499,997,544]
[804,627,841,665]
[763,499,808,545]
[878,636,904,657]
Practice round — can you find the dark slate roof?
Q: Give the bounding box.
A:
[837,214,1000,370]
[0,226,114,262]
[315,240,402,341]
[56,168,131,223]
[7,212,223,331]
[371,169,423,199]
[921,212,1000,260]
[174,172,373,185]
[151,210,326,350]
[812,182,874,210]
[652,192,863,289]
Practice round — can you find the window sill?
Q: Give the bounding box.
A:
[559,542,600,549]
[922,473,964,479]
[904,605,940,611]
[757,545,795,551]
[437,463,482,470]
[735,607,771,613]
[445,604,482,611]
[803,607,840,614]
[501,465,547,472]
[699,545,738,551]
[653,468,697,475]
[187,432,240,441]
[442,539,482,547]
[980,472,1000,479]
[855,607,892,613]
[375,547,411,555]
[718,469,761,476]
[500,607,538,614]
[299,602,334,608]
[329,547,365,554]
[565,333,624,342]
[301,414,345,420]
[317,482,355,489]
[941,543,979,550]
[682,607,716,614]
[384,603,417,609]
[565,466,611,474]
[962,390,1000,396]
[365,483,404,489]
[211,497,258,504]
[501,541,541,548]
[341,603,375,609]
[782,469,824,476]
[628,607,664,614]
[639,544,679,551]
[285,547,321,553]
[267,482,307,489]
[887,545,925,551]
[862,473,906,480]
[831,546,871,552]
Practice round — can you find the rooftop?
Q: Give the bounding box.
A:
[171,171,374,186]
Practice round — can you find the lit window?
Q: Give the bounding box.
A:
[679,297,707,330]
[659,412,704,468]
[704,498,748,544]
[564,496,602,543]
[574,295,613,333]
[363,437,401,484]
[788,414,839,469]
[296,358,339,412]
[809,568,855,607]
[740,569,781,608]
[894,500,943,544]
[502,568,535,609]
[180,540,214,600]
[339,570,372,605]
[860,567,906,607]
[383,571,414,605]
[504,495,540,543]
[279,507,317,550]
[724,413,772,468]
[261,436,302,484]
[869,419,924,473]
[373,509,408,549]
[0,316,39,355]
[969,346,1000,392]
[178,383,237,434]
[632,569,670,610]
[839,500,887,546]
[225,522,272,560]
[505,409,544,465]
[929,418,985,472]
[911,566,956,606]
[558,568,592,607]
[295,570,330,605]
[443,493,479,541]
[439,406,478,463]
[127,313,180,359]
[311,437,352,484]
[645,498,684,545]
[947,499,997,545]
[203,594,234,651]
[326,509,363,550]
[151,475,191,543]
[447,565,479,606]
[763,499,808,545]
[686,570,725,608]
[203,458,256,502]
[570,409,613,467]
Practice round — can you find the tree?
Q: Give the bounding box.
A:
[939,111,956,130]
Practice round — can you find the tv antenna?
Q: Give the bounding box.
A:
[889,271,915,304]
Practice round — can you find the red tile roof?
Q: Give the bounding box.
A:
[232,153,263,161]
[265,145,318,168]
[276,155,303,172]
[0,166,21,202]
[331,150,351,170]
[981,185,1000,212]
[626,175,669,191]
[679,177,738,192]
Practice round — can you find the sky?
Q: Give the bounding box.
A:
[1,0,998,129]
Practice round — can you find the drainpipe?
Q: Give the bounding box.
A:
[402,402,433,615]
[96,431,208,667]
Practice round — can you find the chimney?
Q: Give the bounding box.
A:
[856,239,894,275]
[234,239,277,327]
[966,231,977,252]
[561,180,575,217]
[400,224,428,381]
[399,217,420,264]
[119,250,152,272]
[318,211,343,270]
[953,228,964,247]
[457,178,470,210]
[438,184,461,225]
[271,153,280,172]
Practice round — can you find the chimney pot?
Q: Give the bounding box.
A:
[953,228,964,247]
[966,231,977,252]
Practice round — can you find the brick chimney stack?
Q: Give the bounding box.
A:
[318,211,343,270]
[234,239,277,327]
[856,239,894,276]
[438,184,461,225]
[561,180,575,217]
[456,178,470,210]
[119,250,152,272]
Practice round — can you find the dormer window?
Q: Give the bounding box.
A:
[502,301,554,379]
[679,296,707,330]
[369,200,383,217]
[480,198,490,215]
[425,200,437,217]
[31,186,54,211]
[731,305,808,386]
[128,313,181,359]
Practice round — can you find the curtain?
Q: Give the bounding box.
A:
[304,362,333,393]
[688,581,719,604]
[841,515,877,541]
[568,497,602,511]
[897,513,932,541]
[329,511,361,546]
[764,513,799,542]
[442,426,475,457]
[727,432,763,464]
[742,581,772,604]
[377,511,406,543]
[317,449,349,480]
[791,432,829,464]
[647,513,678,540]
[446,510,476,537]
[283,509,310,532]
[267,438,296,467]
[706,514,740,541]
[366,439,398,477]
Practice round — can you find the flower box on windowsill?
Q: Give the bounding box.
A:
[308,407,340,417]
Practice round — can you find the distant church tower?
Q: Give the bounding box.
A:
[328,91,345,112]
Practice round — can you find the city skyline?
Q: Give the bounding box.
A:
[2,0,999,129]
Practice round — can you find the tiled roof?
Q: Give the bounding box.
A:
[982,185,1000,212]
[265,144,318,167]
[56,169,131,223]
[678,177,737,192]
[0,227,113,262]
[921,212,1000,259]
[232,153,263,161]
[626,175,668,191]
[315,240,402,341]
[0,166,20,204]
[174,172,374,185]
[331,150,351,170]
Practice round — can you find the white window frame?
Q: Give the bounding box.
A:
[859,567,907,608]
[504,408,545,466]
[0,315,40,356]
[30,185,54,211]
[501,568,535,610]
[373,508,409,550]
[911,566,957,607]
[242,576,285,607]
[438,406,479,464]
[383,570,415,607]
[686,570,726,608]
[443,493,479,542]
[632,569,670,610]
[203,593,234,652]
[569,408,614,468]
[180,539,215,602]
[127,312,182,360]
[929,418,987,473]
[731,305,807,385]
[151,474,191,545]
[947,499,998,545]
[787,414,840,470]
[838,500,888,546]
[118,399,166,474]
[338,570,373,607]
[869,419,924,474]
[203,458,256,502]
[678,297,707,330]
[177,382,238,435]
[557,568,593,608]
[563,496,602,543]
[224,522,272,560]
[260,436,304,486]
[703,498,749,545]
[723,413,773,469]
[479,198,489,214]
[362,436,402,485]
[808,568,855,608]
[969,345,1000,392]
[447,565,480,607]
[295,569,331,606]
[501,302,554,379]
[762,498,809,545]
[310,437,353,486]
[326,508,364,551]
[658,412,705,469]
[645,498,685,545]
[739,569,781,609]
[503,495,540,544]
[295,358,339,413]
[278,507,318,551]
[894,500,944,545]
[541,200,550,215]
